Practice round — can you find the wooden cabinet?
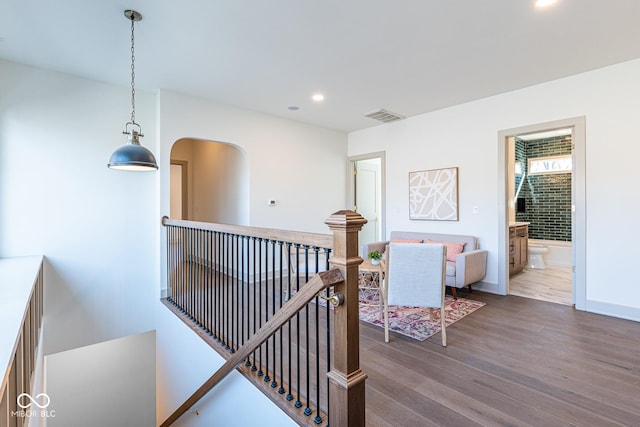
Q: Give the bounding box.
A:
[509,224,528,276]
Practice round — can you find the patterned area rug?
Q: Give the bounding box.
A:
[358,290,486,341]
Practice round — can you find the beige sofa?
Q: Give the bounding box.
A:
[363,231,488,298]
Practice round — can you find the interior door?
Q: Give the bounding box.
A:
[354,159,381,256]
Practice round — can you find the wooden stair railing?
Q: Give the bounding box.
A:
[160,268,345,427]
[161,210,368,426]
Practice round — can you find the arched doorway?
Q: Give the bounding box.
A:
[170,138,249,225]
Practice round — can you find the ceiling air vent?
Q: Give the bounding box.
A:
[365,109,405,123]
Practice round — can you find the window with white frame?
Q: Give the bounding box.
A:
[528,155,572,175]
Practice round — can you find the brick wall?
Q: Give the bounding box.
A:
[514,135,572,242]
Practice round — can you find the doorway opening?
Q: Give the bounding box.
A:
[498,117,586,310]
[509,129,573,305]
[349,152,386,257]
[170,138,249,225]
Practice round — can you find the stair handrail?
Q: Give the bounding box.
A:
[162,217,334,250]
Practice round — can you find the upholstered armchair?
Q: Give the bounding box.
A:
[380,242,447,346]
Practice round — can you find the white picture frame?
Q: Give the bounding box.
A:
[409,167,459,221]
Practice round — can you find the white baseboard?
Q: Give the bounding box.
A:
[457,281,640,324]
[470,281,500,295]
[585,300,640,323]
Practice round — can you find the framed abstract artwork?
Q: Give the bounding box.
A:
[409,167,459,221]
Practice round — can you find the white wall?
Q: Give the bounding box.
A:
[0,60,158,355]
[46,331,156,427]
[348,58,640,320]
[193,140,247,224]
[158,90,347,234]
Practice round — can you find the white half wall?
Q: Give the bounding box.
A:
[348,58,640,320]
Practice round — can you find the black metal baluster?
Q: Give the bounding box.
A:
[183,226,188,313]
[251,237,257,371]
[184,227,189,316]
[166,226,172,304]
[194,229,199,326]
[313,247,322,424]
[205,230,213,335]
[295,243,302,409]
[257,238,264,377]
[199,228,204,329]
[228,234,238,354]
[277,241,284,392]
[232,235,240,351]
[188,227,194,320]
[215,231,221,341]
[270,240,277,388]
[264,240,271,383]
[221,232,226,345]
[166,226,171,304]
[183,227,187,314]
[192,227,197,322]
[210,229,215,336]
[304,245,311,416]
[225,233,228,348]
[242,236,251,366]
[221,233,225,347]
[178,227,184,311]
[191,228,196,321]
[184,227,189,313]
[224,233,230,350]
[238,236,247,346]
[197,228,202,328]
[285,242,293,400]
[324,247,332,426]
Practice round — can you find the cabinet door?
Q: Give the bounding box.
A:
[509,236,516,275]
[519,237,528,269]
[514,237,522,270]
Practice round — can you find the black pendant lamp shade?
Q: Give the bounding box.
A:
[108,123,158,171]
[108,9,158,172]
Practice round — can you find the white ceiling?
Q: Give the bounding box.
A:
[2,0,640,132]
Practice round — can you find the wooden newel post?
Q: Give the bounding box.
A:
[325,210,368,426]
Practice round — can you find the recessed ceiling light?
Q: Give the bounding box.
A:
[312,94,325,102]
[535,0,558,7]
[288,106,299,111]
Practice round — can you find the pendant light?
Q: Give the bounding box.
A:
[108,10,158,171]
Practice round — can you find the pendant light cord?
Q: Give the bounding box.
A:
[130,14,136,125]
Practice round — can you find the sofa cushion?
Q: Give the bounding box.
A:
[428,240,466,262]
[389,231,478,252]
[391,237,424,244]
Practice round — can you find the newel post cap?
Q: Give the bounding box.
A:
[324,210,368,230]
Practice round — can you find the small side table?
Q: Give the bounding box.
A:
[359,258,382,305]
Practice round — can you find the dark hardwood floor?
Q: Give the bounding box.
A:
[361,290,640,426]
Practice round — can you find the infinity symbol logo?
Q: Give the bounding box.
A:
[17,393,51,409]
